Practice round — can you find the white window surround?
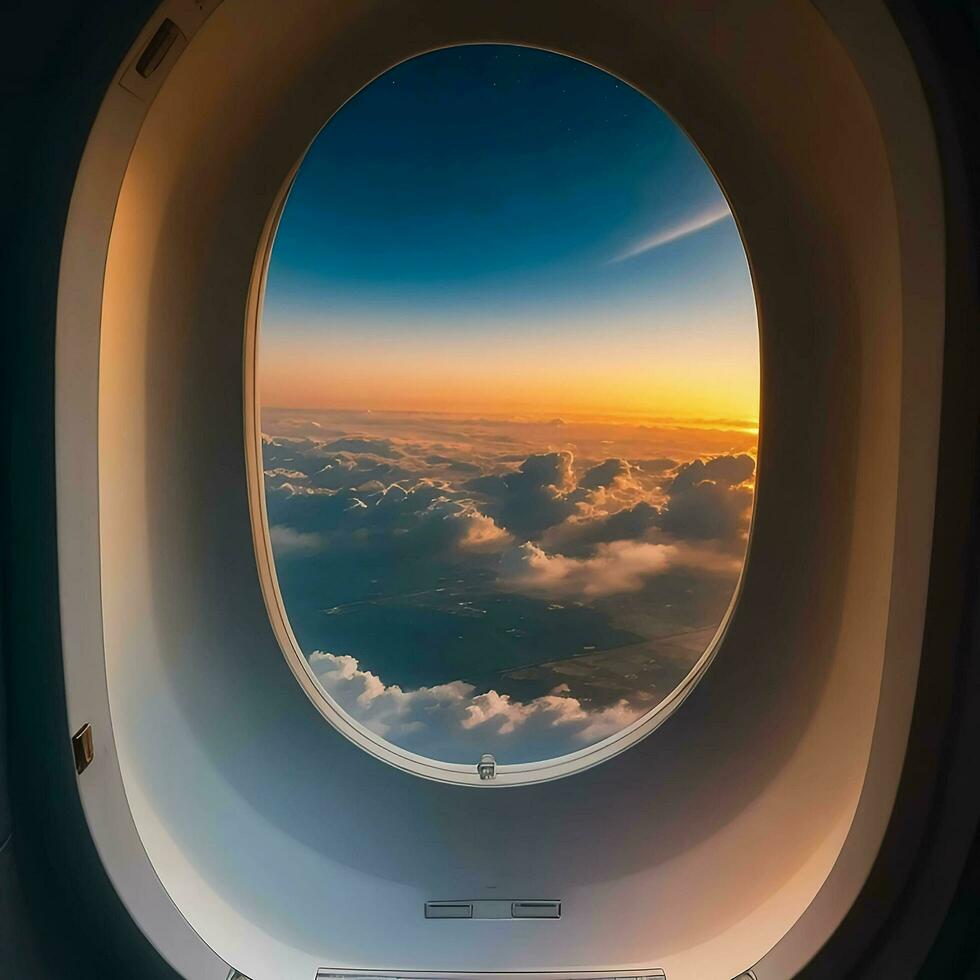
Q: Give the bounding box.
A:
[54,1,944,978]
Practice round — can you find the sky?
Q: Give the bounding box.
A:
[260,44,758,425]
[258,45,759,767]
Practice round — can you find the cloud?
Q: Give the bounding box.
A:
[669,453,755,491]
[540,453,755,552]
[269,524,325,555]
[453,507,514,551]
[514,451,576,490]
[466,451,579,538]
[267,435,755,564]
[266,470,512,561]
[308,650,644,763]
[264,467,309,481]
[610,199,732,263]
[305,453,408,491]
[266,434,755,573]
[579,457,634,491]
[260,420,756,763]
[423,454,483,473]
[265,483,368,538]
[568,457,649,524]
[631,457,677,475]
[421,498,513,553]
[542,499,662,555]
[499,539,677,597]
[659,454,755,541]
[323,436,403,458]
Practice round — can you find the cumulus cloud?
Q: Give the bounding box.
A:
[264,467,309,481]
[568,457,649,523]
[631,457,677,475]
[267,434,755,567]
[467,451,578,537]
[423,454,482,473]
[307,454,402,491]
[659,453,755,541]
[323,436,403,458]
[499,539,677,597]
[659,481,752,541]
[266,470,512,560]
[420,498,513,553]
[537,452,755,553]
[265,484,368,537]
[670,453,755,491]
[309,650,644,763]
[542,500,662,554]
[579,457,634,491]
[453,507,513,551]
[266,434,755,576]
[258,415,758,762]
[515,451,576,491]
[269,524,325,555]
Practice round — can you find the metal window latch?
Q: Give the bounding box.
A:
[72,723,94,774]
[477,754,496,780]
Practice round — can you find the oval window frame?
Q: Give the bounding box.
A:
[243,44,761,787]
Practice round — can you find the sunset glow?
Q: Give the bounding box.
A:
[260,323,759,424]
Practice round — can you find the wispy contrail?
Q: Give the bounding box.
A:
[610,199,733,263]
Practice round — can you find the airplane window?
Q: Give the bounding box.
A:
[256,44,759,776]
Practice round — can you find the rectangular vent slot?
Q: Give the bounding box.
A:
[423,899,562,920]
[424,902,473,919]
[511,901,561,919]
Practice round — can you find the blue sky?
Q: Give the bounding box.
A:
[261,43,758,422]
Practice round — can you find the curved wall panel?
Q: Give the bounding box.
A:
[55,1,944,978]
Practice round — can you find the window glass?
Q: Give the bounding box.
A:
[259,45,758,769]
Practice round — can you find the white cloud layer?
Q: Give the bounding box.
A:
[261,420,756,760]
[498,539,677,597]
[309,650,644,762]
[269,524,325,555]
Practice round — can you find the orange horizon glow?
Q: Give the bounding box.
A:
[259,326,760,428]
[260,389,759,434]
[259,373,759,429]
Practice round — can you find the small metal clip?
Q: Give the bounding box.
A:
[477,753,496,780]
[72,723,94,774]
